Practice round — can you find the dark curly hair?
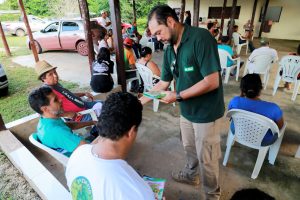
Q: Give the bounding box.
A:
[28,86,53,114]
[240,74,262,98]
[140,46,152,58]
[97,92,143,141]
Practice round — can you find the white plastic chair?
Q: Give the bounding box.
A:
[243,54,275,89]
[232,32,248,55]
[136,63,175,112]
[223,109,286,179]
[111,57,140,90]
[218,49,241,84]
[272,55,300,101]
[29,133,69,167]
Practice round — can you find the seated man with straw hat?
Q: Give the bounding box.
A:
[35,60,103,122]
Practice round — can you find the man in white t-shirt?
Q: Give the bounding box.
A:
[97,10,112,30]
[247,38,278,70]
[66,92,155,200]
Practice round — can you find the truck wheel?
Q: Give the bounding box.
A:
[33,41,42,54]
[76,41,88,56]
[16,28,25,37]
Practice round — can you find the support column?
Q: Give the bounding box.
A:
[193,0,200,27]
[259,0,269,38]
[219,0,227,38]
[180,0,186,23]
[109,0,126,91]
[78,0,94,75]
[133,0,136,23]
[228,0,237,39]
[0,21,11,57]
[18,0,39,62]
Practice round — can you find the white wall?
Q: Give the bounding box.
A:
[168,0,300,40]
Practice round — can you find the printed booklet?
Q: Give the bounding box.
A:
[143,176,166,200]
[143,91,166,99]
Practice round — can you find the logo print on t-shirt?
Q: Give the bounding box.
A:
[71,176,93,200]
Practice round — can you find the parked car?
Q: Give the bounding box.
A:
[0,64,8,96]
[27,19,98,56]
[2,15,47,37]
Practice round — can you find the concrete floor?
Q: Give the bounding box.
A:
[11,38,300,199]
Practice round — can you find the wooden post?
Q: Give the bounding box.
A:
[228,0,237,39]
[250,0,258,27]
[133,0,136,23]
[193,0,200,27]
[180,0,186,23]
[0,21,11,57]
[109,0,126,91]
[259,0,269,38]
[78,0,83,18]
[0,114,6,131]
[78,0,94,75]
[219,0,227,38]
[18,0,39,62]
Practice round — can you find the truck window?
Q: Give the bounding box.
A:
[62,22,79,32]
[44,22,59,33]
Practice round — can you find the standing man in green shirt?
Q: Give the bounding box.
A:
[140,5,225,200]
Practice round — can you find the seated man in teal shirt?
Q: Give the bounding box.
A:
[28,86,97,157]
[218,36,244,75]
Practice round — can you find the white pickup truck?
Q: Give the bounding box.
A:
[2,15,47,37]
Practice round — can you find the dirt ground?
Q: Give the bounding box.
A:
[0,38,300,200]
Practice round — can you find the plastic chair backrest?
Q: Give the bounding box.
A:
[29,133,69,166]
[247,54,274,74]
[135,63,154,91]
[232,32,240,46]
[227,109,279,148]
[218,49,233,69]
[279,55,300,82]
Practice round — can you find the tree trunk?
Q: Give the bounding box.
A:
[0,21,11,57]
[193,0,200,27]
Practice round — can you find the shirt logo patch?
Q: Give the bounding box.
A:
[184,66,194,72]
[71,176,93,200]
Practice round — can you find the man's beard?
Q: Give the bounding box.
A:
[169,28,178,45]
[50,108,64,117]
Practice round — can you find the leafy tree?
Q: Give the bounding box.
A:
[24,0,51,16]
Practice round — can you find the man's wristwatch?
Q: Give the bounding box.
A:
[176,93,183,102]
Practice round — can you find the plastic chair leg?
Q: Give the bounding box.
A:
[268,134,284,165]
[263,73,270,90]
[251,147,268,179]
[153,99,159,112]
[236,60,240,81]
[224,68,231,84]
[223,132,235,166]
[272,75,281,96]
[291,80,300,101]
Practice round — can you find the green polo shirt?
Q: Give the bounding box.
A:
[161,24,225,123]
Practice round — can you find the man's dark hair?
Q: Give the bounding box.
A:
[207,22,214,30]
[97,47,110,63]
[230,188,275,200]
[233,25,239,29]
[148,5,179,26]
[97,92,143,141]
[221,36,230,43]
[297,44,300,55]
[39,72,47,81]
[140,46,152,58]
[28,86,53,114]
[240,74,262,98]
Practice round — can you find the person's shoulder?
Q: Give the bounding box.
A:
[70,144,92,159]
[228,96,241,108]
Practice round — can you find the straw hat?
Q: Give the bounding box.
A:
[35,60,57,79]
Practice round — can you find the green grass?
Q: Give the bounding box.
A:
[0,55,81,124]
[0,36,27,48]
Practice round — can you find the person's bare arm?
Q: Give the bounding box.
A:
[276,117,284,130]
[66,121,97,130]
[139,80,171,105]
[161,72,220,103]
[148,61,161,77]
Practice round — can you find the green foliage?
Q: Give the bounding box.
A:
[137,17,147,32]
[0,0,18,10]
[0,14,20,22]
[24,0,51,16]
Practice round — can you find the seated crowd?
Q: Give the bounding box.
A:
[26,7,299,200]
